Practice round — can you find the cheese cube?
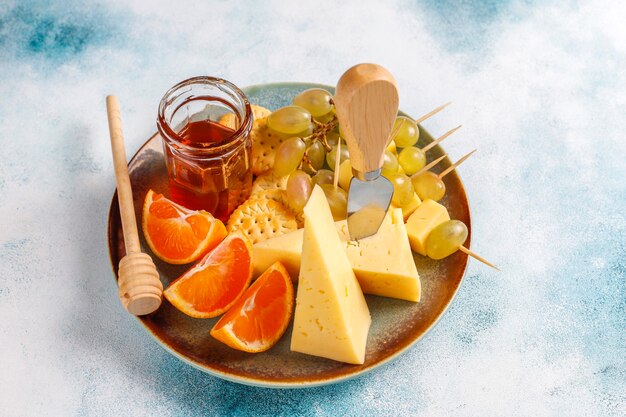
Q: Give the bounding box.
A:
[390,192,422,221]
[290,186,371,364]
[405,199,450,255]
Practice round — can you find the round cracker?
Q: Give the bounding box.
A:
[249,189,304,228]
[250,118,293,175]
[226,197,298,244]
[251,172,289,194]
[218,104,272,130]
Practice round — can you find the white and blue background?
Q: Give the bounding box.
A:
[0,0,624,416]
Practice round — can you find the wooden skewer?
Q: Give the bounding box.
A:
[411,154,448,179]
[388,117,403,144]
[333,138,342,189]
[438,149,476,179]
[421,124,462,153]
[459,246,499,271]
[388,102,451,144]
[106,95,163,316]
[414,102,451,125]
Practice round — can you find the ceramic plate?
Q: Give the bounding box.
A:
[107,82,470,388]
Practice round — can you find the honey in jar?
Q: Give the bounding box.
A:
[157,77,253,222]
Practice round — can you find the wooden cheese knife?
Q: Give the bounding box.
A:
[334,63,399,240]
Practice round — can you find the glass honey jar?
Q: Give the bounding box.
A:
[157,76,253,221]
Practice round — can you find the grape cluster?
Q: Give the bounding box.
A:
[268,88,348,220]
[266,88,452,220]
[382,130,422,203]
[262,93,492,267]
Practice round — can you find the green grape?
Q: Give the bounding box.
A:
[320,184,348,220]
[412,171,446,201]
[339,123,347,140]
[273,122,313,142]
[313,111,335,124]
[393,116,419,148]
[326,144,350,171]
[426,220,468,260]
[273,137,306,177]
[338,159,353,191]
[304,141,326,174]
[295,122,314,138]
[325,131,340,148]
[398,146,426,175]
[286,170,313,212]
[293,88,333,117]
[381,150,399,178]
[311,169,334,186]
[267,106,312,135]
[390,174,414,207]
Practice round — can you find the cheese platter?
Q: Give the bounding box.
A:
[107,78,478,388]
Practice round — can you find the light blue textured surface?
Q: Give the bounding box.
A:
[0,0,624,416]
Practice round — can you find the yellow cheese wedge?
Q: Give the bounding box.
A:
[390,192,422,221]
[339,209,420,302]
[290,186,371,364]
[252,229,302,279]
[253,209,421,302]
[405,199,450,256]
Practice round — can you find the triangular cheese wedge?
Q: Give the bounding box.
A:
[290,186,371,364]
[339,209,420,302]
[253,229,303,279]
[253,209,420,302]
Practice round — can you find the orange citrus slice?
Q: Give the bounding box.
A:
[210,262,294,352]
[142,190,227,264]
[163,232,253,318]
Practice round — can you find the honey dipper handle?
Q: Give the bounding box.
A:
[106,95,140,255]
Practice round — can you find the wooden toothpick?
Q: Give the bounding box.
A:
[333,138,342,189]
[389,102,451,144]
[411,154,448,179]
[388,117,403,144]
[438,149,476,179]
[414,102,451,125]
[458,246,499,270]
[421,125,462,153]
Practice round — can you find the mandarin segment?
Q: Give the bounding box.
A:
[210,262,294,353]
[142,190,227,264]
[163,232,253,318]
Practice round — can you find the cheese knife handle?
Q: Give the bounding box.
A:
[334,63,399,180]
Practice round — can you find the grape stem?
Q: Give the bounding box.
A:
[301,154,318,174]
[307,116,338,152]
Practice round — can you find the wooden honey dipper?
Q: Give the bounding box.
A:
[106,95,163,315]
